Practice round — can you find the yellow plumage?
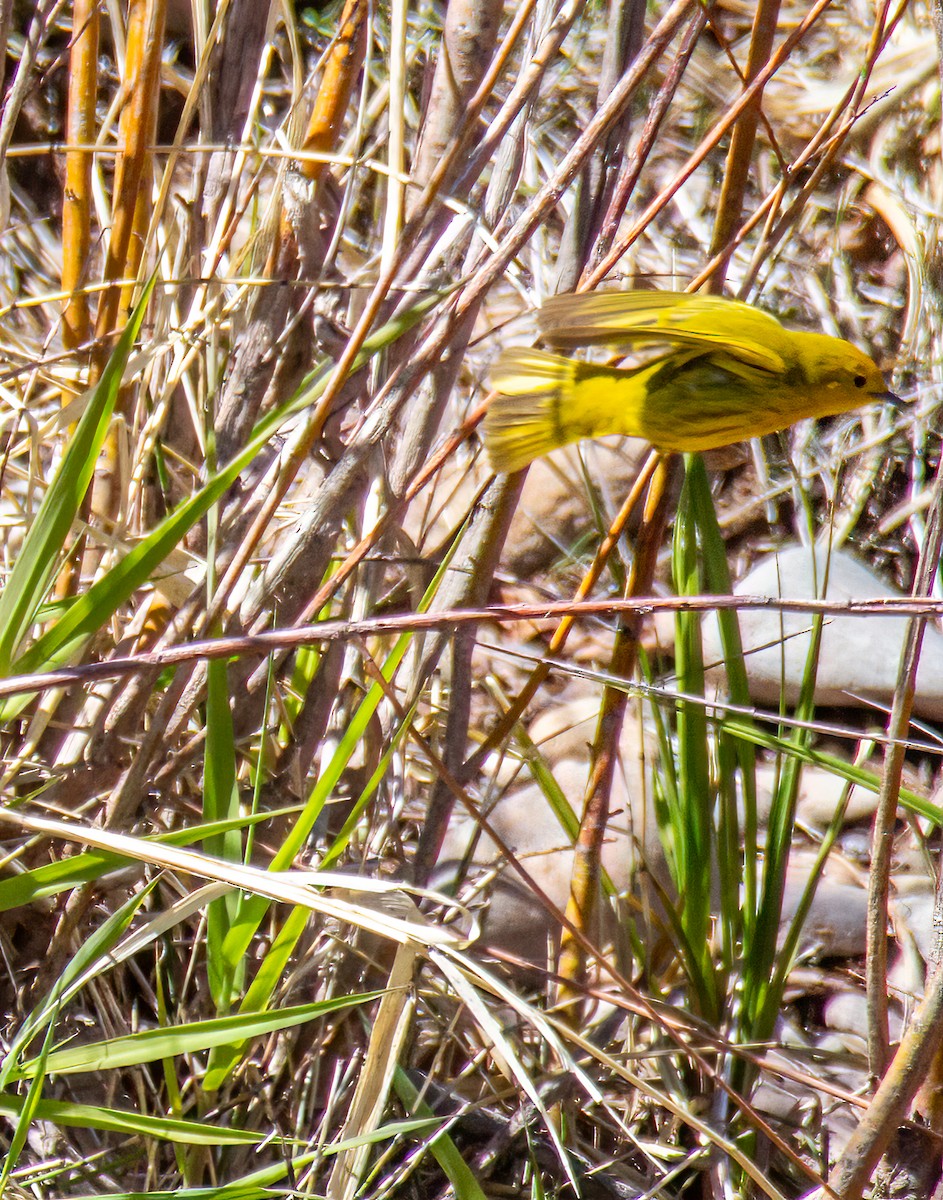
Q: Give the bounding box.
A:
[483,290,896,474]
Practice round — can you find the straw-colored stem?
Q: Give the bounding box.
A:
[94,0,165,366]
[301,0,368,184]
[61,0,99,361]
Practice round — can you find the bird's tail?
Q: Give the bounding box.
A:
[484,348,583,473]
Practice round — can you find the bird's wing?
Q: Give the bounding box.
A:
[537,290,788,374]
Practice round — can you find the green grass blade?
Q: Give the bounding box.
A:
[718,718,940,822]
[209,508,473,1065]
[669,457,718,1020]
[10,994,379,1079]
[55,1151,319,1200]
[685,455,758,952]
[0,1091,282,1145]
[204,655,244,1011]
[0,274,156,674]
[747,610,824,1041]
[201,904,311,1092]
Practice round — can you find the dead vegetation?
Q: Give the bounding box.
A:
[0,1,939,1197]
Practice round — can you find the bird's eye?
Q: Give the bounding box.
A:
[853,374,867,389]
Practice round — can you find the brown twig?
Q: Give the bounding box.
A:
[11,589,943,701]
[865,465,943,1075]
[556,455,677,1009]
[407,0,505,219]
[410,471,524,888]
[704,0,781,293]
[827,961,943,1199]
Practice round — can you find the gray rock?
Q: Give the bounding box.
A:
[781,857,869,961]
[754,762,880,829]
[705,544,943,721]
[824,988,903,1046]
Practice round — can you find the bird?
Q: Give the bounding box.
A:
[483,289,897,474]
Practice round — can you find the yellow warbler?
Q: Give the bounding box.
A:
[483,290,897,473]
